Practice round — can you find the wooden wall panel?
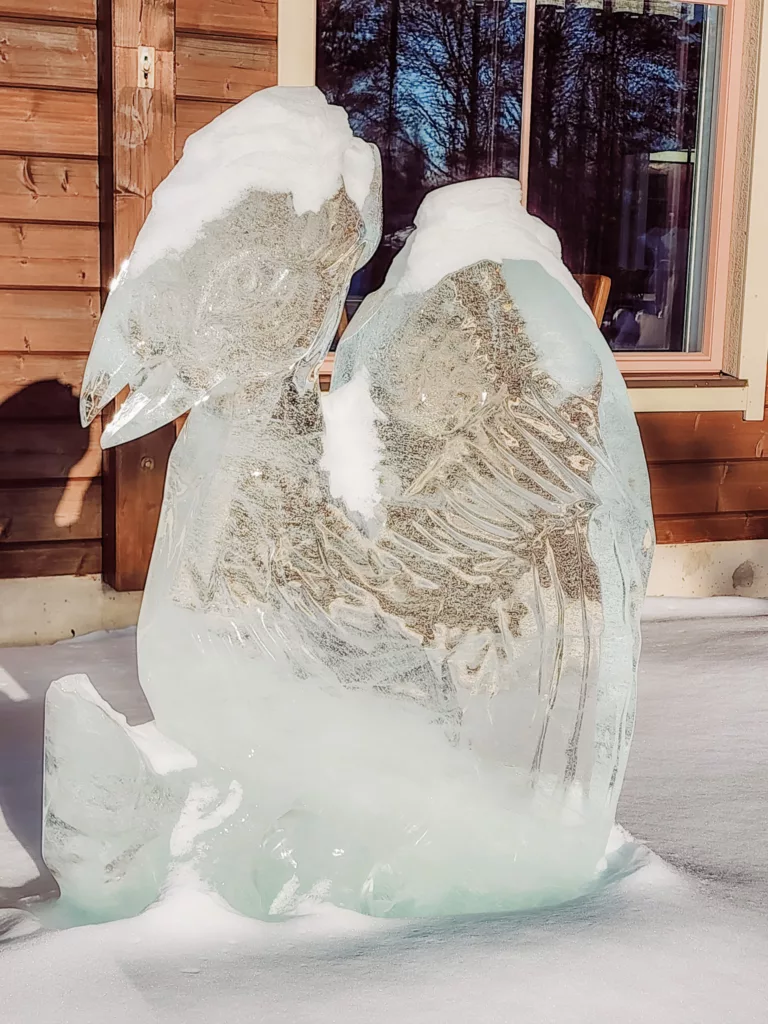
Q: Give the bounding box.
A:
[0,482,100,543]
[176,0,276,39]
[0,155,99,223]
[176,33,276,100]
[175,97,233,156]
[0,289,99,351]
[640,392,768,545]
[0,0,98,591]
[0,87,98,156]
[0,0,95,21]
[0,420,99,479]
[638,411,768,463]
[0,19,96,90]
[0,539,100,579]
[0,222,99,288]
[0,353,88,403]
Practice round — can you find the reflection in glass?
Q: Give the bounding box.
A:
[317,0,526,309]
[529,1,720,353]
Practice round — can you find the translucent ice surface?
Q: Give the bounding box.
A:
[46,103,652,924]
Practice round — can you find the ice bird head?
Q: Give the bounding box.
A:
[80,87,382,447]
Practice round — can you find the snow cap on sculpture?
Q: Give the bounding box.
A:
[387,178,590,315]
[79,86,382,444]
[129,86,380,278]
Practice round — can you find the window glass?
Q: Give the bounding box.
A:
[529,1,721,352]
[316,0,721,354]
[317,0,526,310]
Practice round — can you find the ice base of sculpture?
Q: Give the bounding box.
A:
[43,671,618,922]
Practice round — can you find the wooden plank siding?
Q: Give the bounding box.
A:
[2,0,767,587]
[0,88,98,155]
[0,0,95,21]
[0,289,99,351]
[0,540,100,578]
[0,222,99,288]
[175,97,234,156]
[176,0,276,39]
[638,384,768,544]
[176,34,276,101]
[0,482,101,543]
[0,0,100,580]
[0,155,99,222]
[0,18,96,89]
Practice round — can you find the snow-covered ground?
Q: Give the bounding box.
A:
[1,598,767,1023]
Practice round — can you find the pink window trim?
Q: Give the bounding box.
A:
[614,0,747,375]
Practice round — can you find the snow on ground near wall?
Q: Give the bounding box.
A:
[1,598,767,1022]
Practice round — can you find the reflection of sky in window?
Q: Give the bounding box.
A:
[341,3,525,186]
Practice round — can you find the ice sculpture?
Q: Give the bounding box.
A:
[44,94,653,924]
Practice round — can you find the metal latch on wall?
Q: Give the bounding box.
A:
[138,46,155,89]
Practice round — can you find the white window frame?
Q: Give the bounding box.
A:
[277,0,768,419]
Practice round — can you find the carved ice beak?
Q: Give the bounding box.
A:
[100,363,199,449]
[80,307,198,448]
[79,328,143,429]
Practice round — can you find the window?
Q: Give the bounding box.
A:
[528,2,720,357]
[278,0,768,417]
[318,2,526,304]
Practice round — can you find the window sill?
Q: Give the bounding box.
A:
[625,374,750,414]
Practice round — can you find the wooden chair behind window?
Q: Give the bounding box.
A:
[574,273,611,326]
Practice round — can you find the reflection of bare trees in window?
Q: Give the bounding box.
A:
[529,5,703,351]
[318,0,525,292]
[317,1,709,351]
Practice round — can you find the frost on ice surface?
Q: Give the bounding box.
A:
[48,97,653,925]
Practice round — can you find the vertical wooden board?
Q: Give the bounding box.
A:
[102,422,175,590]
[176,0,277,39]
[100,0,177,591]
[0,87,98,156]
[175,98,233,157]
[0,155,99,223]
[0,20,96,90]
[0,222,99,287]
[176,33,276,101]
[113,48,175,262]
[114,0,174,50]
[0,289,99,352]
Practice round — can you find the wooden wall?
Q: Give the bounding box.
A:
[0,0,102,579]
[0,0,765,585]
[638,386,768,544]
[0,0,277,582]
[175,0,276,158]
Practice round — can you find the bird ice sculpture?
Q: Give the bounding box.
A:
[255,179,655,915]
[44,87,385,921]
[43,93,653,923]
